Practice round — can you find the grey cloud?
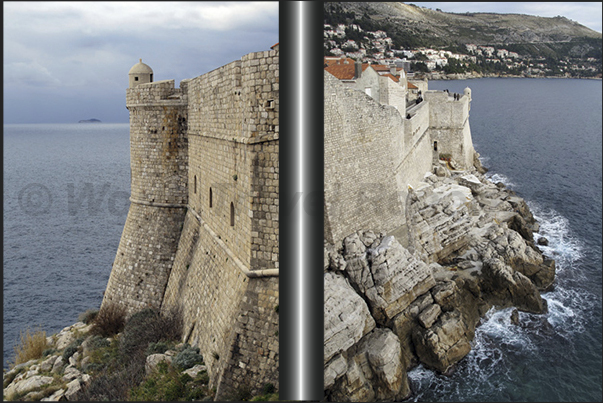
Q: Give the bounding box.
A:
[4,62,62,88]
[3,2,278,123]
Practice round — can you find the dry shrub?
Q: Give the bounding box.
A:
[119,307,183,363]
[76,361,145,401]
[12,327,47,366]
[90,303,127,337]
[78,308,99,324]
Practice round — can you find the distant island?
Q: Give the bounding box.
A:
[78,118,101,123]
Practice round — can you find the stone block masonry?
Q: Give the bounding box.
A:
[324,69,478,248]
[102,203,187,313]
[324,71,406,244]
[102,45,279,400]
[103,78,189,314]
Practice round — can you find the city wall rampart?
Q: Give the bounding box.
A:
[380,75,406,113]
[324,70,477,246]
[103,46,279,399]
[425,91,475,168]
[404,100,429,149]
[324,71,406,244]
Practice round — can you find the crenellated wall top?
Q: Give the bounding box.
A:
[126,79,188,108]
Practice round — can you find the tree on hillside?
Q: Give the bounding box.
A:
[413,62,429,72]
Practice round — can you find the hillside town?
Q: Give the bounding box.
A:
[324,22,602,79]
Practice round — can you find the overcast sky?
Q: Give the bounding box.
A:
[412,2,602,33]
[4,2,601,124]
[3,2,279,124]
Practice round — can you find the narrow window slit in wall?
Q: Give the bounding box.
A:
[209,188,213,208]
[230,202,235,226]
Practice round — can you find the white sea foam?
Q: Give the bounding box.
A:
[545,296,576,327]
[485,172,515,188]
[475,308,535,349]
[476,152,489,165]
[528,201,584,273]
[407,198,589,399]
[470,199,591,350]
[406,307,536,401]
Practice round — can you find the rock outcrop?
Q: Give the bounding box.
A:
[3,322,211,402]
[3,322,94,401]
[324,163,555,400]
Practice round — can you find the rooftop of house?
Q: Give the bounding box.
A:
[324,56,356,67]
[370,64,402,73]
[324,57,405,83]
[324,62,369,80]
[382,72,400,83]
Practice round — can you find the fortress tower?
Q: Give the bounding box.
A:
[102,46,279,399]
[102,60,188,314]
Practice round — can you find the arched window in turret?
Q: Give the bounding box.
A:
[209,188,213,208]
[230,202,235,226]
[433,141,438,151]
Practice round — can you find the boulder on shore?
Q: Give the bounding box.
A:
[323,165,555,401]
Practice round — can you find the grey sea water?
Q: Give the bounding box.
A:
[3,123,130,368]
[407,78,602,401]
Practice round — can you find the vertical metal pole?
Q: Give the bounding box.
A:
[280,2,324,400]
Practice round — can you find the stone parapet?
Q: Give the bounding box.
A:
[126,79,187,107]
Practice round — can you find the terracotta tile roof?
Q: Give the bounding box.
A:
[271,43,279,49]
[382,73,400,83]
[408,82,418,89]
[371,64,391,71]
[324,62,369,80]
[324,57,356,67]
[324,63,356,80]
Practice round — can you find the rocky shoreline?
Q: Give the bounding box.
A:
[3,322,210,401]
[4,322,98,401]
[418,71,601,80]
[323,158,555,401]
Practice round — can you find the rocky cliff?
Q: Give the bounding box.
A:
[323,160,555,401]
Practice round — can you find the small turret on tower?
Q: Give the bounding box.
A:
[128,58,153,88]
[464,86,472,101]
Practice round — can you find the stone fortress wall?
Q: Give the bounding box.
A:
[323,66,555,402]
[324,72,407,244]
[324,69,474,246]
[102,79,189,314]
[102,46,279,399]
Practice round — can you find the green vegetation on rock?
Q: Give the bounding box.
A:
[4,306,277,401]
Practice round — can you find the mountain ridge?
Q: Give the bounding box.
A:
[332,2,601,46]
[325,2,601,78]
[324,2,601,53]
